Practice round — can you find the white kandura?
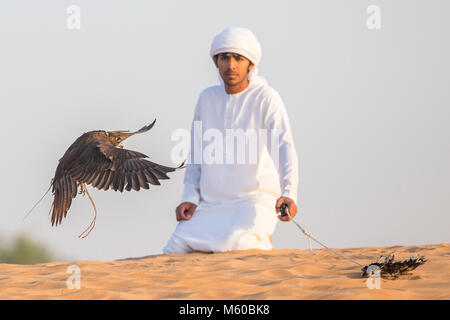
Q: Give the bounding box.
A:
[163,74,299,254]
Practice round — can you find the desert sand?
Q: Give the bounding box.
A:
[0,243,448,299]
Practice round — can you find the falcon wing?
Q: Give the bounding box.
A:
[51,142,183,226]
[50,173,78,226]
[69,142,183,193]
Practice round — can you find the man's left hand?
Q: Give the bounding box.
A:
[275,196,298,221]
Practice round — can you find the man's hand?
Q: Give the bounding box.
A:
[176,202,197,221]
[275,196,298,221]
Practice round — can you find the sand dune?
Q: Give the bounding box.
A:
[0,243,448,299]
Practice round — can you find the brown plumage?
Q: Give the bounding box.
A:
[361,254,427,279]
[50,119,184,236]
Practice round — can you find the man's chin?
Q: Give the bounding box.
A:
[223,78,243,87]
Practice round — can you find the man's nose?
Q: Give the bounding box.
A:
[226,58,237,69]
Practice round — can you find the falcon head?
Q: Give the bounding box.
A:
[105,131,126,148]
[105,119,157,148]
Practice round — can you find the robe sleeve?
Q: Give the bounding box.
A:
[264,90,299,203]
[180,97,202,206]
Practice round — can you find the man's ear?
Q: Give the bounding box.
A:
[212,55,218,68]
[248,62,254,72]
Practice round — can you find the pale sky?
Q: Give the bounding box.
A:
[0,0,449,262]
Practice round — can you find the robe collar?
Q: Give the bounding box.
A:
[218,75,268,97]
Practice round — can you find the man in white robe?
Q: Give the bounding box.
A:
[163,27,299,254]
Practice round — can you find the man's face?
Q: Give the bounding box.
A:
[214,52,254,87]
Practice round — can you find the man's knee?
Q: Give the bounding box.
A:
[163,236,192,254]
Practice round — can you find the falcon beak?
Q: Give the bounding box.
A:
[118,142,124,149]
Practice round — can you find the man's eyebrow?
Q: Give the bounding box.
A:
[218,53,244,58]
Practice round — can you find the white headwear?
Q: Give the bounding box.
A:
[210,27,262,82]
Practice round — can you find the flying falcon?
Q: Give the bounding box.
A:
[49,119,184,238]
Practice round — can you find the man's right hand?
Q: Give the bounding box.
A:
[175,202,197,221]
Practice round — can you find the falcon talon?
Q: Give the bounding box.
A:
[78,183,87,196]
